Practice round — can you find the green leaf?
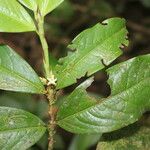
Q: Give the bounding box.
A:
[18,0,37,12]
[97,126,150,150]
[55,18,129,89]
[57,54,150,133]
[0,0,35,32]
[40,0,64,16]
[0,45,44,93]
[0,107,46,149]
[18,0,64,16]
[69,134,102,150]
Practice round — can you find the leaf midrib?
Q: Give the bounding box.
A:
[0,125,45,133]
[57,77,150,123]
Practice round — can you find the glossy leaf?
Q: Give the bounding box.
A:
[18,0,64,16]
[0,0,35,32]
[97,126,150,150]
[0,107,46,149]
[55,18,129,89]
[57,54,150,133]
[0,45,44,93]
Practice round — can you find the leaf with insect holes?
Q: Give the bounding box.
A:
[18,0,64,16]
[97,125,150,150]
[54,18,129,89]
[57,54,150,134]
[0,107,46,149]
[0,45,44,93]
[0,0,35,32]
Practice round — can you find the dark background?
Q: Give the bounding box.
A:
[0,0,149,149]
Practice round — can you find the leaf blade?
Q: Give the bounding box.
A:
[18,0,37,11]
[0,45,44,94]
[0,0,35,32]
[18,0,64,16]
[40,0,64,16]
[55,18,129,89]
[0,107,46,149]
[57,54,150,133]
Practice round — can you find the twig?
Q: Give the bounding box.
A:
[35,8,57,150]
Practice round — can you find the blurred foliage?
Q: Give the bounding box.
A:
[140,0,150,7]
[97,126,150,150]
[0,92,48,119]
[69,134,102,150]
[97,115,150,150]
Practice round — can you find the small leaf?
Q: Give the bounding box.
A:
[57,54,150,133]
[18,0,64,16]
[69,134,102,150]
[0,0,35,32]
[0,107,46,149]
[0,45,44,93]
[97,126,150,150]
[55,18,129,89]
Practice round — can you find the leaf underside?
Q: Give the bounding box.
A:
[0,0,35,32]
[0,45,44,94]
[55,17,129,89]
[0,107,46,150]
[57,54,150,134]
